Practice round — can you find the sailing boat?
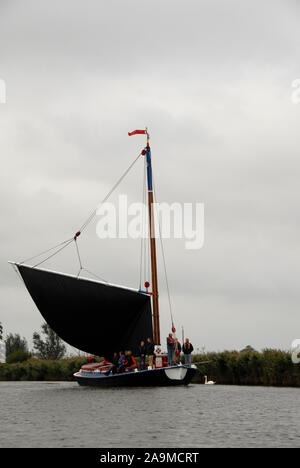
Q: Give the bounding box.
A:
[10,128,196,387]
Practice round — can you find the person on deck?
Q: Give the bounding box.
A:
[174,338,182,364]
[167,333,175,366]
[112,352,119,366]
[138,340,146,371]
[124,350,137,372]
[116,351,126,373]
[182,338,194,367]
[146,337,155,368]
[87,355,96,363]
[106,352,119,375]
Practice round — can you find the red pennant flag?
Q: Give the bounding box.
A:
[128,129,146,136]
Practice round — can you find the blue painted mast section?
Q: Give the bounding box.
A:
[146,147,153,191]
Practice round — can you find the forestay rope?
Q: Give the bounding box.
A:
[20,151,143,273]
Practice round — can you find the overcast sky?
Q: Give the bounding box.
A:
[0,0,299,353]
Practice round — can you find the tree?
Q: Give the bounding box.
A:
[240,345,257,353]
[0,323,4,364]
[5,333,28,357]
[33,323,66,360]
[6,349,31,364]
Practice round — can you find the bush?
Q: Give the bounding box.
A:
[6,349,31,364]
[0,357,87,381]
[191,349,300,387]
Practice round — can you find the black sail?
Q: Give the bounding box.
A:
[16,264,153,357]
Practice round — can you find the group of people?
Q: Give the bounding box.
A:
[107,350,137,375]
[100,334,193,375]
[106,337,155,375]
[167,333,194,366]
[137,337,155,371]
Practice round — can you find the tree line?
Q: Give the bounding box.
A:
[0,349,299,386]
[1,320,299,387]
[0,321,66,363]
[192,350,300,387]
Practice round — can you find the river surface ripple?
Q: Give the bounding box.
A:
[0,382,299,448]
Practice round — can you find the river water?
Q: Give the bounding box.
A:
[0,381,299,448]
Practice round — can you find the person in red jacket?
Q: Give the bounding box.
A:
[124,350,137,372]
[87,355,96,363]
[167,333,175,366]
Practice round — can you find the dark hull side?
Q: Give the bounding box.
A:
[74,366,197,387]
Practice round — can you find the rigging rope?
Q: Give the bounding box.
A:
[79,151,142,233]
[152,173,175,329]
[20,237,74,265]
[74,238,83,278]
[74,237,109,282]
[32,238,74,268]
[21,151,143,272]
[80,267,108,283]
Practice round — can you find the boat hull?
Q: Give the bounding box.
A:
[74,365,196,387]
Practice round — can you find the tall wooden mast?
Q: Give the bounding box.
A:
[145,128,160,345]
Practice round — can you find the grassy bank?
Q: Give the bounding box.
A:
[0,357,86,381]
[0,350,299,387]
[192,349,300,387]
